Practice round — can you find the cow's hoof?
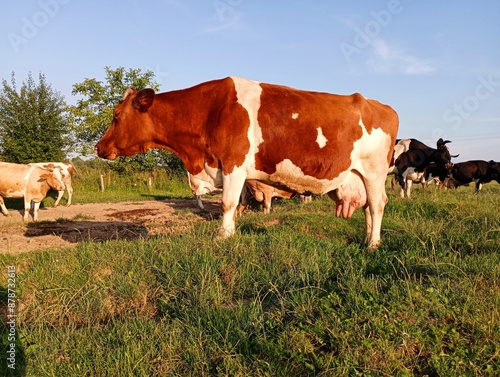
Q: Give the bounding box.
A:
[366,241,380,252]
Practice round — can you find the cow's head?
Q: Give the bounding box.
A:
[95,88,156,160]
[488,160,500,182]
[41,169,65,191]
[434,138,454,165]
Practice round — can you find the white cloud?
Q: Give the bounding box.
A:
[201,4,244,34]
[366,39,437,75]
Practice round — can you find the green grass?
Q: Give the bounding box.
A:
[1,182,499,376]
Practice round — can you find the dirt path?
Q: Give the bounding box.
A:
[0,199,221,254]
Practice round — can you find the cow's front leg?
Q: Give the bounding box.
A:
[32,201,42,222]
[405,179,413,198]
[0,198,9,216]
[219,170,246,238]
[364,175,389,251]
[23,199,32,222]
[363,206,372,245]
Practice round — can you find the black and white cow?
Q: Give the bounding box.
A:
[448,160,500,191]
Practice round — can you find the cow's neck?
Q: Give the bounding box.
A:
[148,88,216,175]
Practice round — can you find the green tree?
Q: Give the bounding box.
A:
[69,66,183,174]
[0,72,69,163]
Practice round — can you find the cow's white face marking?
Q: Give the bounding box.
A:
[292,113,299,120]
[316,127,328,148]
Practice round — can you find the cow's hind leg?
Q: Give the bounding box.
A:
[219,170,246,238]
[53,190,64,207]
[66,183,73,206]
[196,195,205,209]
[263,193,272,214]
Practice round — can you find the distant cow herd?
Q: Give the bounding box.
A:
[389,138,500,198]
[1,77,499,249]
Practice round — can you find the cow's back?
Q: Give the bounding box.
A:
[452,161,487,180]
[233,81,398,193]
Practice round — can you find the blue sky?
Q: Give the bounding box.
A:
[1,0,499,161]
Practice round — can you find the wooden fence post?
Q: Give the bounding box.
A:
[100,174,105,192]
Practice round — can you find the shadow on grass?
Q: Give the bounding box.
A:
[139,193,193,201]
[24,221,149,243]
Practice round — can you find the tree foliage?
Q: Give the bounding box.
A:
[0,72,69,163]
[69,66,183,174]
[69,66,161,155]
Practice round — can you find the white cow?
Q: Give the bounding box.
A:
[30,162,75,206]
[0,162,65,221]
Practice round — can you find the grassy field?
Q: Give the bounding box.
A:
[1,180,499,376]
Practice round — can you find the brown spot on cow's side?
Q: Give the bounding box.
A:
[255,84,363,180]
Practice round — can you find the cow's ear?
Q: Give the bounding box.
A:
[132,89,155,112]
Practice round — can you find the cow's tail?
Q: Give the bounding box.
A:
[66,160,77,175]
[187,172,194,190]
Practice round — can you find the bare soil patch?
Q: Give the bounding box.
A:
[0,199,221,254]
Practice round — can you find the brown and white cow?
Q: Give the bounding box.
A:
[30,162,75,206]
[95,77,398,249]
[0,162,65,222]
